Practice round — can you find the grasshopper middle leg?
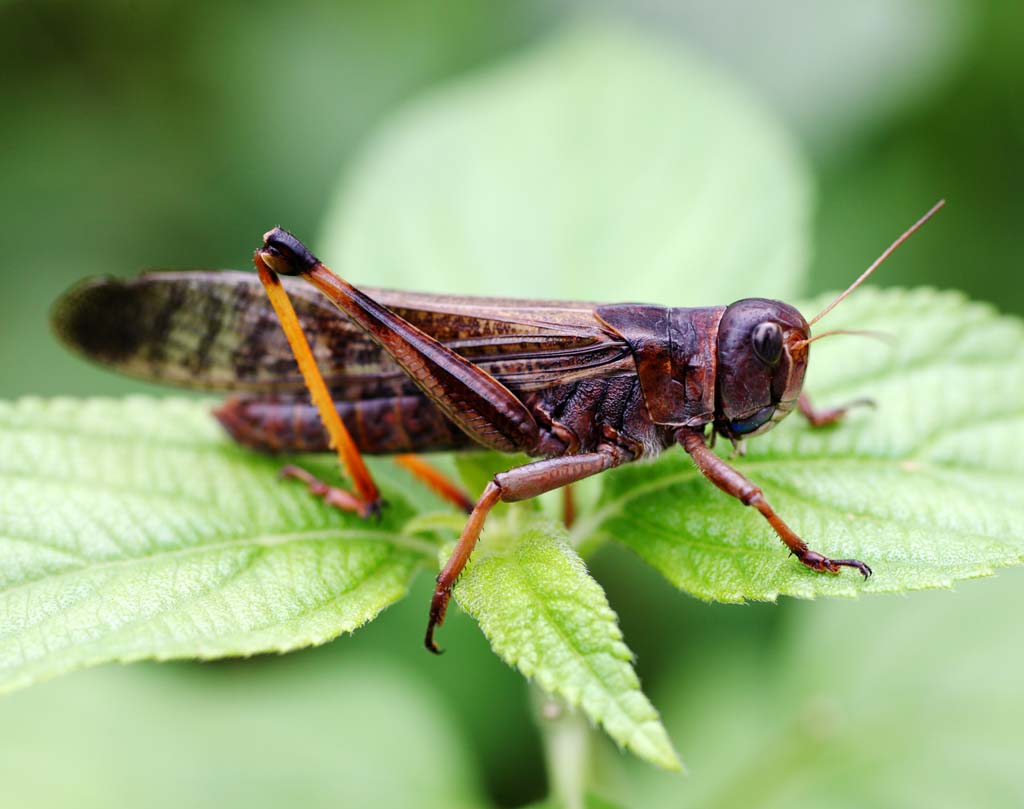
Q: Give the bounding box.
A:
[426,449,629,653]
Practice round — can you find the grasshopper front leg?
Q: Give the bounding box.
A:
[678,428,872,578]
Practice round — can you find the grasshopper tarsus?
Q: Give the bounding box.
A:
[424,632,445,656]
[839,559,873,579]
[279,464,383,520]
[681,428,876,581]
[366,498,386,523]
[799,550,873,579]
[426,585,450,655]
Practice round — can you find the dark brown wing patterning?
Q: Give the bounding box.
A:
[52,271,634,398]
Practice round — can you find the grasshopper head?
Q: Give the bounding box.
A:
[710,202,948,442]
[713,298,810,441]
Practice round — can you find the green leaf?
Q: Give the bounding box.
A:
[320,22,811,304]
[581,287,1024,600]
[0,397,435,694]
[452,516,681,771]
[454,450,532,501]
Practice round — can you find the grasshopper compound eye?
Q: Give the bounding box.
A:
[751,321,783,367]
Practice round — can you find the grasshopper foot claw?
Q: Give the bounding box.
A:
[800,550,872,579]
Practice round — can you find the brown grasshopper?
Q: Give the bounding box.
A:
[53,201,944,652]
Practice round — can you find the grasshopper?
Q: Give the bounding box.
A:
[53,201,944,651]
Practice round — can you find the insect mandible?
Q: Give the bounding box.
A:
[52,200,945,652]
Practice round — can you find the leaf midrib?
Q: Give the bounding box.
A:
[499,541,676,766]
[0,547,412,693]
[0,527,433,601]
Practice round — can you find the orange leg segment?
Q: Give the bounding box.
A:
[394,454,474,514]
[254,254,381,512]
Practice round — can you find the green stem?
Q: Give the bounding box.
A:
[531,685,591,809]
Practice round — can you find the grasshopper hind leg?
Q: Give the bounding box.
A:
[254,253,384,514]
[279,464,383,521]
[278,456,474,521]
[215,397,380,518]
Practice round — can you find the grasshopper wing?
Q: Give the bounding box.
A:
[53,271,632,395]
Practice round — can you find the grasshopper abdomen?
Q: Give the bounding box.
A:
[215,394,474,455]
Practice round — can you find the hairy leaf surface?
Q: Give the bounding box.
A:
[0,397,432,693]
[452,519,681,771]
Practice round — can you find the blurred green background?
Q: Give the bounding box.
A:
[1,1,1022,807]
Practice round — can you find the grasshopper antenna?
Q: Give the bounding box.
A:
[808,199,945,327]
[800,328,895,347]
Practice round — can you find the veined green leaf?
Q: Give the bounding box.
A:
[452,517,681,771]
[0,397,434,694]
[582,288,1024,601]
[320,22,810,305]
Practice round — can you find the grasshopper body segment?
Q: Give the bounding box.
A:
[595,303,724,428]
